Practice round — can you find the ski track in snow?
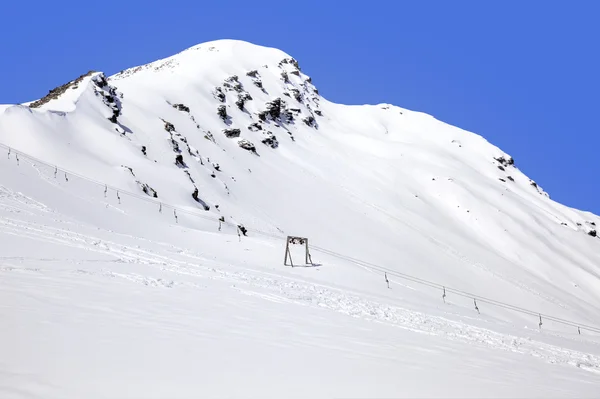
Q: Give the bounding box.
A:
[1,216,599,375]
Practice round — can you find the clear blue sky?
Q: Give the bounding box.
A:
[2,0,598,214]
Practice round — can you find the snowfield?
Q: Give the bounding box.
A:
[1,39,600,398]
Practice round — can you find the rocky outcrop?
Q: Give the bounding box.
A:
[223,128,241,138]
[261,131,278,148]
[238,139,257,154]
[28,70,96,108]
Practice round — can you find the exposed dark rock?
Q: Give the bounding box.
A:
[238,139,257,153]
[141,146,147,156]
[184,170,195,183]
[314,110,323,116]
[204,130,216,142]
[302,116,317,128]
[29,70,96,108]
[223,128,241,138]
[267,98,282,119]
[170,138,181,153]
[223,75,243,92]
[248,122,263,131]
[173,103,190,112]
[192,187,210,210]
[95,74,108,88]
[217,105,228,122]
[494,156,515,167]
[281,72,290,83]
[278,57,300,70]
[175,154,187,168]
[214,87,226,102]
[506,176,515,182]
[139,182,158,198]
[497,165,505,171]
[246,70,259,78]
[290,70,300,76]
[254,81,263,89]
[498,178,506,182]
[122,165,135,176]
[291,89,302,102]
[235,92,253,111]
[163,120,175,133]
[261,131,278,149]
[238,225,248,236]
[588,230,597,237]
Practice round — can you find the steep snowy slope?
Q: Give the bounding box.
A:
[1,39,600,397]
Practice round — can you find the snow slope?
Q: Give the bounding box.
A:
[1,39,600,397]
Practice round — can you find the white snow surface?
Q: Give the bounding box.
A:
[1,39,600,398]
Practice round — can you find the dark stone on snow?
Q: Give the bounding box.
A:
[173,103,190,112]
[261,132,278,148]
[140,183,158,198]
[175,154,187,168]
[248,123,263,131]
[238,139,257,153]
[214,87,226,103]
[302,116,316,127]
[163,120,175,133]
[235,93,252,111]
[267,98,282,119]
[217,105,228,122]
[223,128,241,138]
[494,156,515,167]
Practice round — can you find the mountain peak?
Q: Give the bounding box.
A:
[109,39,298,84]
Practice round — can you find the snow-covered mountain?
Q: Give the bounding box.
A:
[2,39,599,398]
